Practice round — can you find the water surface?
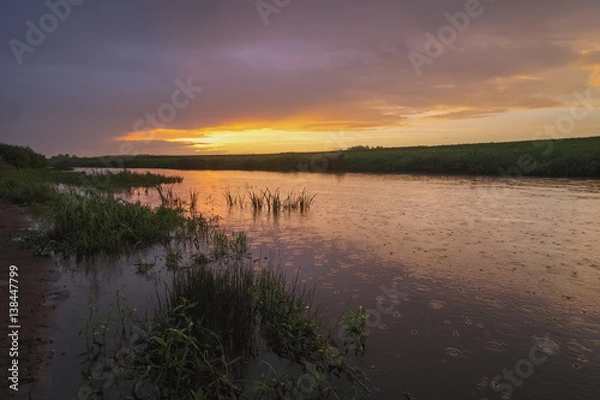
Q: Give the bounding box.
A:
[48,170,600,399]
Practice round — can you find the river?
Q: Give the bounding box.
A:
[47,170,600,399]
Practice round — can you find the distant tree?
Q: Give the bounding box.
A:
[0,143,47,168]
[347,145,372,151]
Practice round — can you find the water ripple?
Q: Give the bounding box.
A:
[429,299,447,310]
[483,339,508,352]
[445,347,462,358]
[532,335,560,355]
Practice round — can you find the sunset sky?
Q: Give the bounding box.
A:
[1,0,599,156]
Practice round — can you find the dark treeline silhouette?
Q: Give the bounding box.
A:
[49,136,600,179]
[0,143,47,169]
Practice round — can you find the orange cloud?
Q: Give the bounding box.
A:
[577,50,600,87]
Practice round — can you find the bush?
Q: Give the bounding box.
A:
[0,142,47,168]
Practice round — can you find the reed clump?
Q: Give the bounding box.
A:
[81,261,370,399]
[223,187,317,213]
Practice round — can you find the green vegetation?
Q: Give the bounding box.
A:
[0,170,59,205]
[0,142,47,168]
[340,308,368,357]
[0,168,183,204]
[20,192,190,256]
[134,258,156,275]
[0,169,199,257]
[84,169,183,190]
[2,153,368,399]
[81,262,369,399]
[226,187,317,213]
[52,136,600,178]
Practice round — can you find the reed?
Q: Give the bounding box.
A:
[134,258,156,275]
[223,188,236,207]
[165,249,183,270]
[81,260,369,399]
[188,189,199,212]
[156,185,184,210]
[235,187,316,214]
[296,188,317,212]
[247,190,264,212]
[212,230,230,260]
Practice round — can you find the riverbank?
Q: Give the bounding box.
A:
[50,136,600,178]
[0,202,59,400]
[0,167,369,399]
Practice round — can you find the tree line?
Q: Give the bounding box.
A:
[0,143,47,169]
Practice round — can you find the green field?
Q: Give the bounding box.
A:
[50,136,600,178]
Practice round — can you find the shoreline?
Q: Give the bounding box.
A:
[0,202,59,399]
[51,136,600,179]
[73,166,600,181]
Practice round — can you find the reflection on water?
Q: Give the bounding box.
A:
[49,170,600,399]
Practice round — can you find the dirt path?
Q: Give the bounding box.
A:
[0,202,59,399]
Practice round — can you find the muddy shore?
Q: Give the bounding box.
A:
[0,202,59,399]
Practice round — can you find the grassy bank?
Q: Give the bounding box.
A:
[0,169,182,203]
[1,166,368,399]
[50,136,600,178]
[0,169,191,256]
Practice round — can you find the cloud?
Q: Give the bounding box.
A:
[1,0,598,155]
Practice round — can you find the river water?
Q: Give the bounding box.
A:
[47,170,600,399]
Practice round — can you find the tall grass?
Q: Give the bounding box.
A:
[77,169,183,192]
[155,261,366,398]
[224,187,317,213]
[247,190,264,211]
[0,169,184,205]
[189,189,199,212]
[167,264,257,358]
[3,166,366,398]
[156,185,183,209]
[21,192,186,256]
[223,188,236,207]
[81,260,369,399]
[0,173,59,204]
[211,230,249,260]
[0,168,216,257]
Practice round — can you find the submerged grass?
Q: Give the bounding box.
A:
[167,264,257,359]
[0,168,211,257]
[224,187,317,213]
[82,262,369,399]
[0,168,184,204]
[93,169,183,190]
[2,165,368,398]
[21,192,186,256]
